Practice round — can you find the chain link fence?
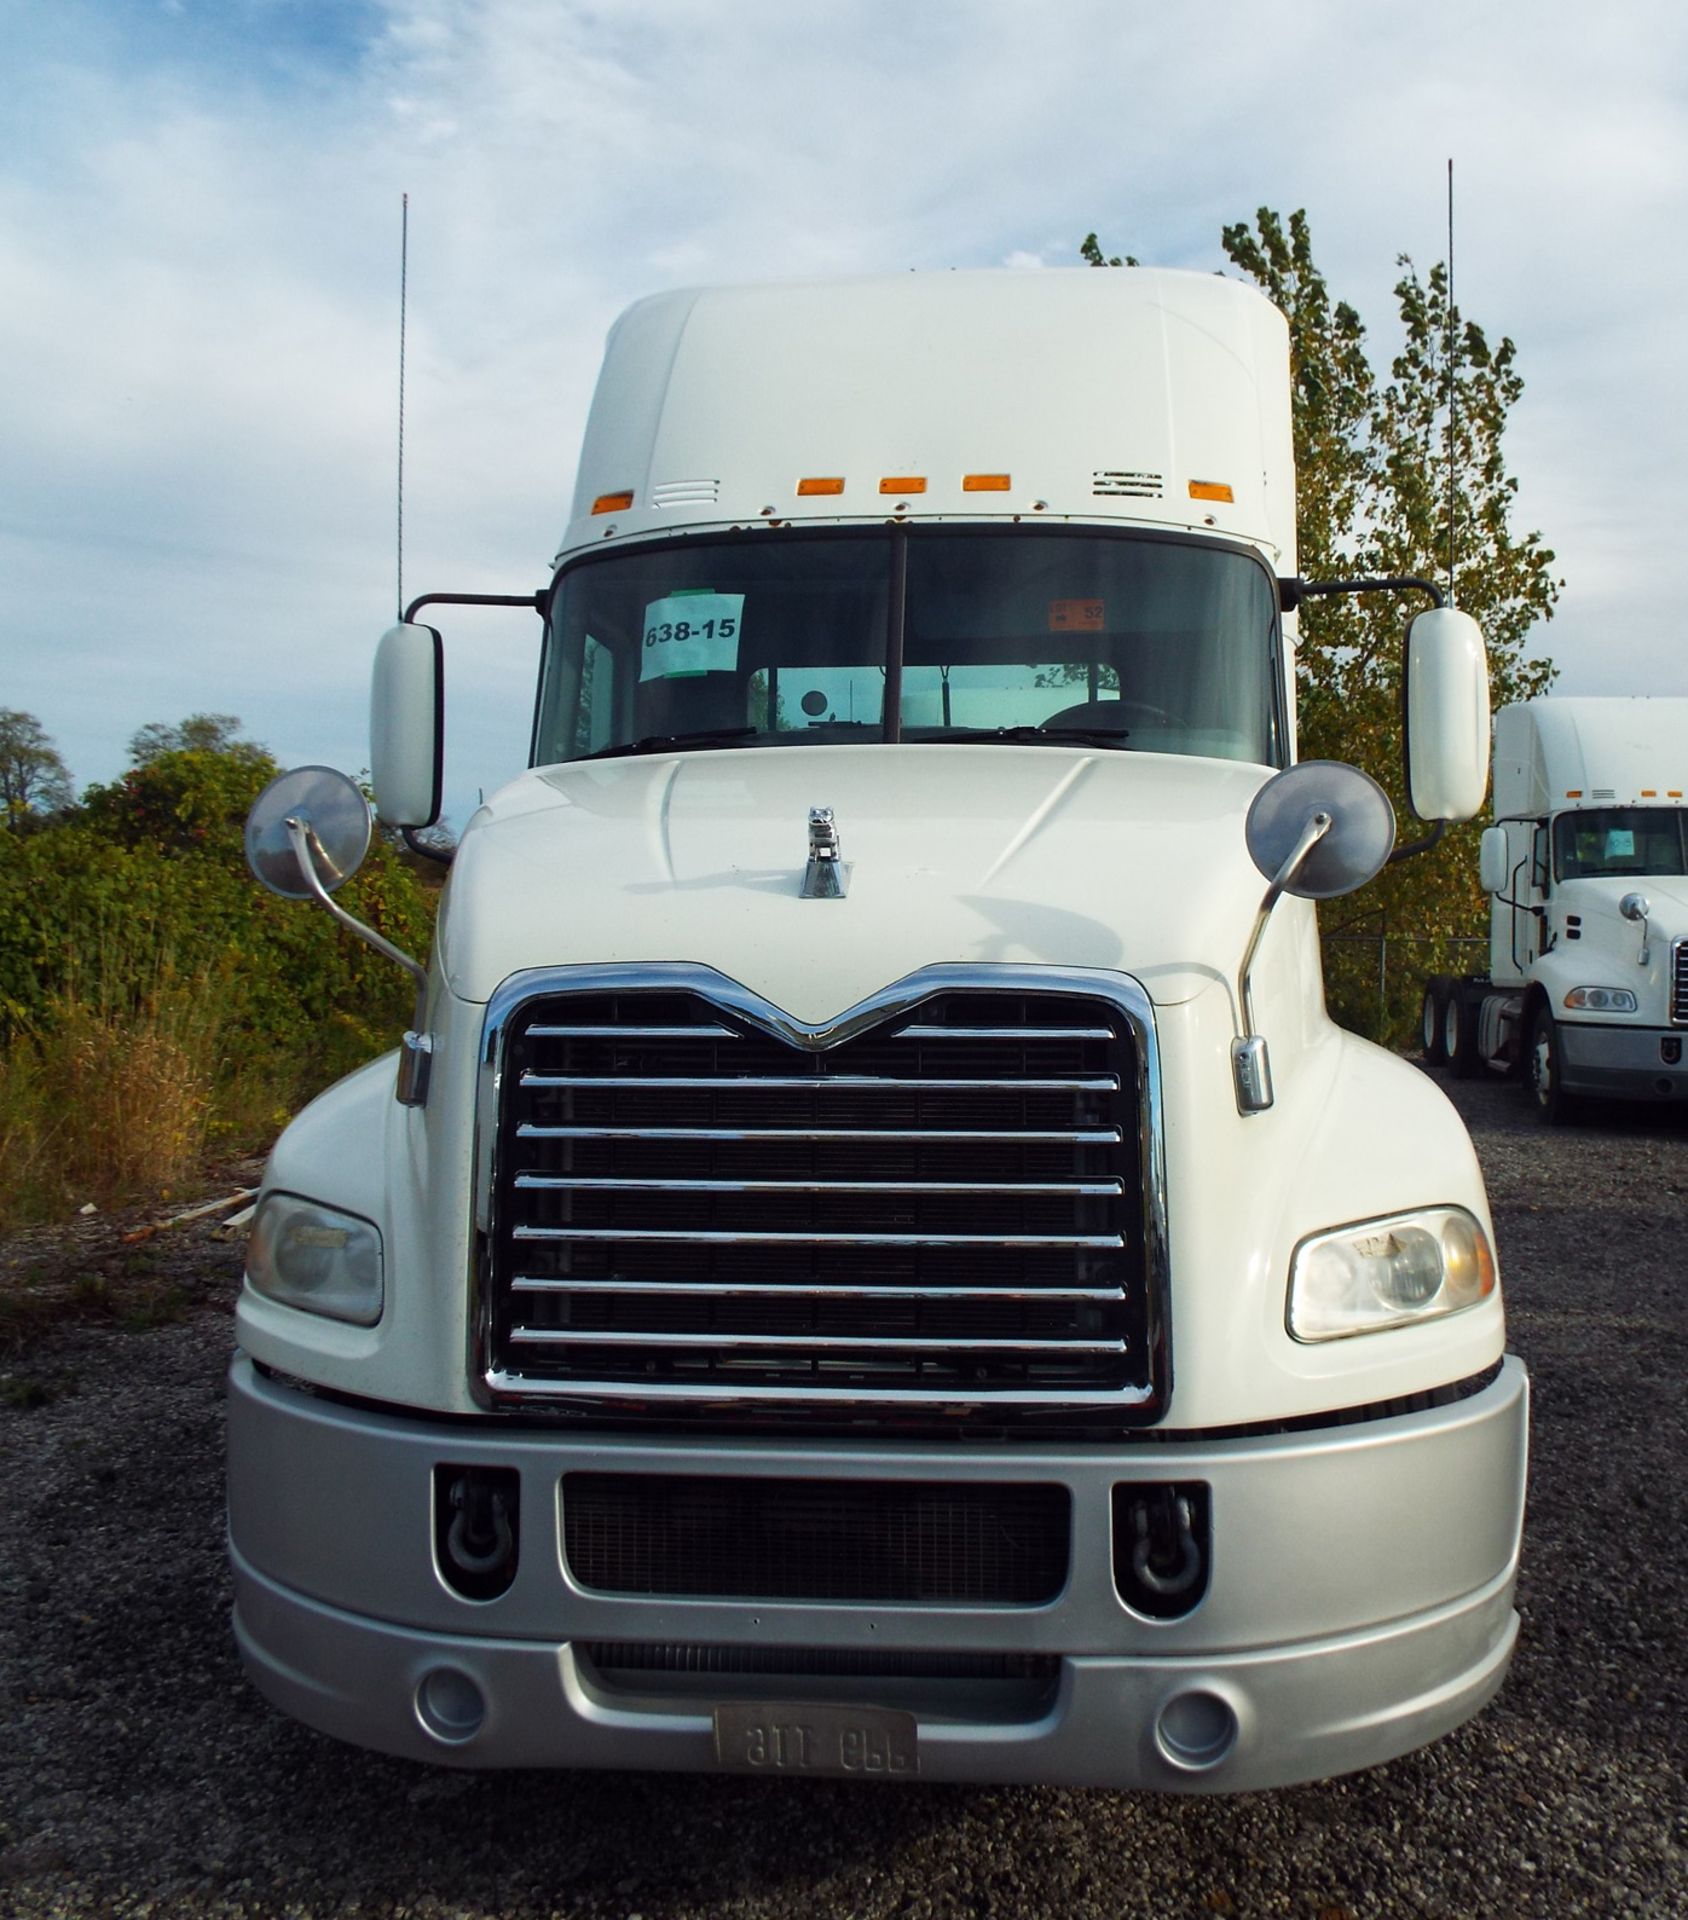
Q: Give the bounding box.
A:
[1321,910,1487,1048]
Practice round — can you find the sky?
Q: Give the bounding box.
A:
[5,0,1687,835]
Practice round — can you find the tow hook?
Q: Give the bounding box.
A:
[435,1465,520,1600]
[1114,1482,1210,1618]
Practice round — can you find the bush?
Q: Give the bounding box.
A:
[0,748,438,1230]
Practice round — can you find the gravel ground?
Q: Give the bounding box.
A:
[1,1071,1683,1919]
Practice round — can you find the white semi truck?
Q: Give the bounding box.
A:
[1423,696,1688,1119]
[230,268,1528,1790]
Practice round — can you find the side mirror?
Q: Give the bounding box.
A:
[244,763,434,1107]
[1232,759,1396,1115]
[1620,892,1651,924]
[1244,759,1397,900]
[1478,826,1509,895]
[1403,608,1490,823]
[371,623,443,828]
[244,765,371,898]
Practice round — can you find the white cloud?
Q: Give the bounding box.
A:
[3,0,1687,824]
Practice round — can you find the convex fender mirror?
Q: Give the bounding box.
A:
[1244,759,1396,900]
[1231,760,1395,1116]
[1404,608,1490,823]
[244,765,372,898]
[372,622,443,828]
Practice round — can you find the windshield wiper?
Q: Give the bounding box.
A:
[580,727,759,761]
[926,724,1132,747]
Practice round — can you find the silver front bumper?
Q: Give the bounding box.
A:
[227,1355,1529,1791]
[1558,1021,1688,1099]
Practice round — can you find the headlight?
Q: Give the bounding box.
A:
[1288,1206,1495,1343]
[247,1191,384,1325]
[1563,986,1637,1012]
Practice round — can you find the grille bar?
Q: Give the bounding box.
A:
[513,1328,1126,1353]
[895,1024,1115,1041]
[515,1176,1122,1196]
[518,1124,1123,1143]
[1673,938,1688,1025]
[527,1023,739,1040]
[520,1072,1120,1092]
[513,1226,1124,1247]
[511,1277,1122,1301]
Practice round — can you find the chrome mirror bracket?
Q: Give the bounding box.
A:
[1231,811,1332,1114]
[284,816,435,1108]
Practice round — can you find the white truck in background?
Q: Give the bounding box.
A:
[230,268,1528,1791]
[1424,697,1688,1120]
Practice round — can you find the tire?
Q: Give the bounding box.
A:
[1421,978,1450,1066]
[1444,984,1482,1079]
[1527,1003,1580,1124]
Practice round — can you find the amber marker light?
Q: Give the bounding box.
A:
[963,473,1012,492]
[1565,789,1583,798]
[1188,480,1234,503]
[797,477,845,496]
[1641,789,1658,798]
[592,490,634,515]
[879,476,927,494]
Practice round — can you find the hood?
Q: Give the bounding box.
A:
[438,744,1278,1020]
[1558,873,1688,934]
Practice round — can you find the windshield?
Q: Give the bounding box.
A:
[1553,806,1688,881]
[535,528,1282,766]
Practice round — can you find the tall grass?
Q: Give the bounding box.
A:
[0,966,295,1235]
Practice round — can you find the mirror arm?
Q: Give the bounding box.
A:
[285,818,429,1031]
[1279,575,1446,612]
[1387,818,1448,865]
[1237,811,1333,1038]
[1231,810,1332,1116]
[403,588,549,623]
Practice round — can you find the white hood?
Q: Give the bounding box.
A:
[438,745,1278,1021]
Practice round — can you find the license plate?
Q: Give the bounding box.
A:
[713,1701,919,1779]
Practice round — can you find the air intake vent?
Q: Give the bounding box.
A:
[651,479,721,507]
[1093,470,1164,498]
[563,1474,1071,1602]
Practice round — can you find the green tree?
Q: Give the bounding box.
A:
[0,709,74,830]
[129,712,267,767]
[1084,213,1561,1035]
[1080,232,1138,269]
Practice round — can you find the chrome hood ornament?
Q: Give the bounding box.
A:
[801,806,847,899]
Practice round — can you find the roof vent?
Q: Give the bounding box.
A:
[652,479,721,508]
[1093,470,1164,499]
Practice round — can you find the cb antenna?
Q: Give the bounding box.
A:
[397,191,409,621]
[1445,158,1456,606]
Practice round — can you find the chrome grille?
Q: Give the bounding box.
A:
[478,967,1164,1427]
[1673,938,1688,1026]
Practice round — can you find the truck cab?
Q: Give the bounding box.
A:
[1427,696,1688,1117]
[229,269,1527,1790]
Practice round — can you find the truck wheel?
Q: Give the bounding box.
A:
[1528,1005,1579,1124]
[1421,979,1450,1066]
[1444,985,1481,1079]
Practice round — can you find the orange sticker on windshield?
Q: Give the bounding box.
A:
[1049,598,1104,632]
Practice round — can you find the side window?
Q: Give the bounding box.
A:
[1531,825,1550,891]
[575,635,617,756]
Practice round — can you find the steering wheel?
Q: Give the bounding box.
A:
[1042,699,1178,731]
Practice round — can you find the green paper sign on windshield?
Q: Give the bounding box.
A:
[640,591,744,680]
